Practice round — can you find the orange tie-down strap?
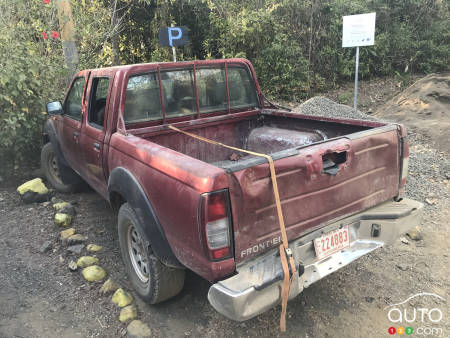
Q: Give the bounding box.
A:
[168,125,296,331]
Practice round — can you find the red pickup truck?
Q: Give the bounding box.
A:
[42,58,423,321]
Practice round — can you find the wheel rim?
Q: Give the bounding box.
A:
[127,224,150,283]
[47,152,63,184]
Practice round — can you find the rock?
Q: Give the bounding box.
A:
[396,264,408,271]
[42,201,51,207]
[20,190,50,204]
[127,320,151,338]
[60,228,76,240]
[425,198,435,205]
[365,296,375,303]
[112,288,133,307]
[406,226,423,241]
[400,237,409,244]
[39,240,52,253]
[67,244,84,254]
[59,204,76,217]
[68,260,78,271]
[53,202,69,211]
[82,265,106,282]
[55,213,72,227]
[67,234,88,245]
[100,278,120,295]
[86,244,102,252]
[119,305,138,322]
[76,256,99,268]
[17,178,49,204]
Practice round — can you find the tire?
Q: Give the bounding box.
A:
[41,143,76,193]
[118,203,185,304]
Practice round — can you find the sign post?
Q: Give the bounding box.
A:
[342,12,376,109]
[159,26,189,62]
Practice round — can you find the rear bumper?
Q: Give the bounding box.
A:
[208,198,423,321]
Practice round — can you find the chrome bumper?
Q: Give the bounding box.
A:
[208,198,423,321]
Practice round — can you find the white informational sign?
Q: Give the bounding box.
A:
[342,12,376,48]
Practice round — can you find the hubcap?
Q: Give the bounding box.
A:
[48,153,62,184]
[127,224,150,283]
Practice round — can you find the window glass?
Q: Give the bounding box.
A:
[124,73,162,123]
[196,68,227,114]
[161,69,196,118]
[65,77,85,120]
[88,77,110,128]
[227,67,258,109]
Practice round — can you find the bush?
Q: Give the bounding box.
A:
[0,0,67,177]
[254,36,310,100]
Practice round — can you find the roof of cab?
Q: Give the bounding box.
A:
[83,58,252,74]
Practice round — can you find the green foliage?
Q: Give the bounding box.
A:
[254,35,309,100]
[337,92,352,105]
[0,0,111,176]
[0,0,67,176]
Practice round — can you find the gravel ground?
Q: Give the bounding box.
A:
[0,97,449,337]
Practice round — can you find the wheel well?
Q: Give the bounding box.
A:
[109,191,126,213]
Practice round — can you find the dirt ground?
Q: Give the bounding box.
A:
[1,75,449,338]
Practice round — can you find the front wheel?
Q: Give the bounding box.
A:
[41,143,75,193]
[118,203,185,304]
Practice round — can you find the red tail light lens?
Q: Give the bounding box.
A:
[199,190,232,261]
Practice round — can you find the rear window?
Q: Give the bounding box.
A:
[227,67,258,109]
[123,64,258,124]
[161,69,196,118]
[196,68,227,114]
[124,73,162,123]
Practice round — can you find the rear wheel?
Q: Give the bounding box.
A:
[41,143,75,193]
[118,203,185,304]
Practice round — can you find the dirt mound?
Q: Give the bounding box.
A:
[375,73,450,153]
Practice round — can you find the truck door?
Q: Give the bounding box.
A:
[78,75,112,197]
[59,72,90,174]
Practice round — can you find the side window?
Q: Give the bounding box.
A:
[196,68,227,114]
[161,69,195,118]
[227,67,258,109]
[64,77,85,120]
[88,77,110,128]
[124,73,162,123]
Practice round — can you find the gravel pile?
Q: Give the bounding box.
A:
[294,96,450,207]
[292,96,380,121]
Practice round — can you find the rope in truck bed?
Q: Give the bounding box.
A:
[168,125,297,332]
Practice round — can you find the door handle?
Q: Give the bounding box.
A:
[93,142,101,150]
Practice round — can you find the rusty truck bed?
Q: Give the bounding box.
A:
[131,109,402,263]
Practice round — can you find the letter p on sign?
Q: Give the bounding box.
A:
[159,26,189,47]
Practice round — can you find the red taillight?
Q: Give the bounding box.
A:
[208,193,227,221]
[200,190,232,260]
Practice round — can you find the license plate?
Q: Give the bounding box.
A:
[313,226,350,260]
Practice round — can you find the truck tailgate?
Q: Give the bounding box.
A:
[229,126,401,263]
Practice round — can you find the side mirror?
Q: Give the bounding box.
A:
[46,101,63,115]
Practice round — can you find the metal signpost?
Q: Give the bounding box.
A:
[158,26,189,62]
[342,12,376,109]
